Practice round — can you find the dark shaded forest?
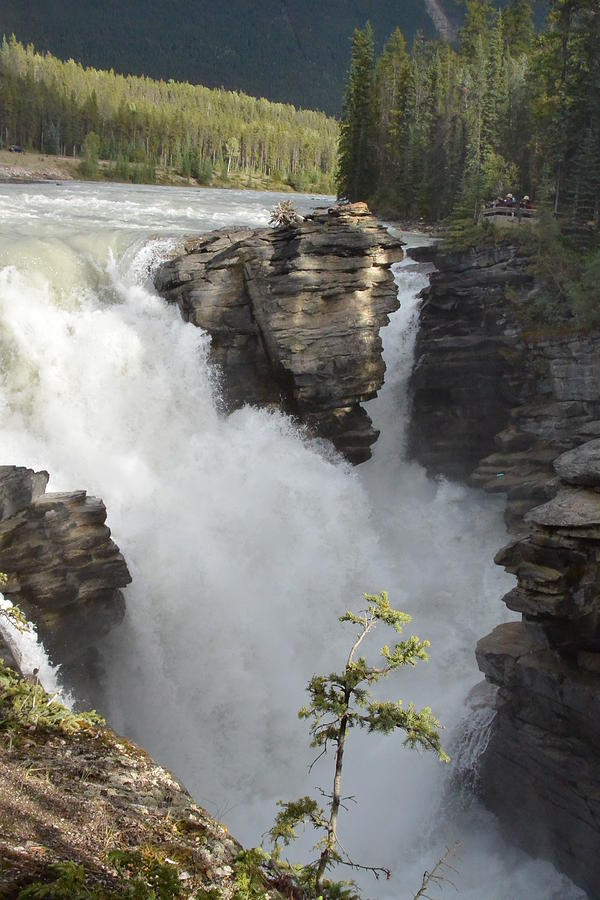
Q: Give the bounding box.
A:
[0,0,547,115]
[337,0,599,325]
[338,0,598,227]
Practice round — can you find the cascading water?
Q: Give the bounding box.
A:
[0,596,70,703]
[0,181,585,899]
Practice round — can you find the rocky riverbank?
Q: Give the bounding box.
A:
[155,203,404,464]
[408,239,600,895]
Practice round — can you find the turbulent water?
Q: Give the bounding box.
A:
[0,181,585,899]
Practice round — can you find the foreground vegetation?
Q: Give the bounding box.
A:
[269,592,447,896]
[0,592,447,898]
[0,37,338,193]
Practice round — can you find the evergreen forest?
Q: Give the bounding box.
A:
[0,37,339,192]
[337,0,599,230]
[0,0,451,116]
[0,2,548,116]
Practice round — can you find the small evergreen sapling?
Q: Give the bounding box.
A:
[269,591,449,895]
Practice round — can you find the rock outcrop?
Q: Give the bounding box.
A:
[408,240,600,895]
[409,241,600,528]
[0,466,130,666]
[155,203,403,464]
[476,440,600,897]
[0,673,291,899]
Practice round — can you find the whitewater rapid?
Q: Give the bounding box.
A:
[0,182,585,899]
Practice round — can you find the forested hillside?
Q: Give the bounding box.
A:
[0,0,546,115]
[337,0,599,326]
[0,38,338,191]
[338,0,597,226]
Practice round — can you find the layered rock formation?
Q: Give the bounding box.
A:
[409,242,535,481]
[409,240,600,894]
[409,242,600,527]
[155,203,403,464]
[476,440,600,896]
[0,466,130,666]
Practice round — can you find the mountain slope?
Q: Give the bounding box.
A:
[0,0,438,115]
[0,1,547,115]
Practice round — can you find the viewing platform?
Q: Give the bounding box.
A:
[481,206,538,226]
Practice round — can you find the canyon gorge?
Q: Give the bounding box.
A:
[0,185,592,899]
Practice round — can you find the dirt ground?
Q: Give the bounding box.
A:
[0,150,79,182]
[0,725,248,898]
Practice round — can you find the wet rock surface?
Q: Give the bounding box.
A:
[409,242,600,529]
[476,446,600,895]
[155,203,403,464]
[408,242,600,895]
[0,466,130,665]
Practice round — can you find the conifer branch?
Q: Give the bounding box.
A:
[269,591,449,895]
[413,843,462,900]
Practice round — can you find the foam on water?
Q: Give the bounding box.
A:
[0,182,585,899]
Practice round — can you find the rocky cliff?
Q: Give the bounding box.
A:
[155,203,403,464]
[0,466,130,669]
[476,441,600,897]
[409,241,600,896]
[409,242,600,528]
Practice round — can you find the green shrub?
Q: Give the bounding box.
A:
[0,661,103,741]
[18,851,183,899]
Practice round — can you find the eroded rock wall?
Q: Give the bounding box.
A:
[0,466,130,666]
[155,203,403,464]
[476,443,600,896]
[409,241,600,895]
[409,242,600,527]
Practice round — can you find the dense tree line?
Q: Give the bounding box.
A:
[337,0,599,229]
[0,37,338,191]
[0,1,445,116]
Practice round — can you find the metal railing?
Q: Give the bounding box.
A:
[481,206,537,219]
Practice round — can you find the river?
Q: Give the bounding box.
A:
[0,181,584,898]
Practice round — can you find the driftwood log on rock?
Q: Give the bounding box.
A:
[155,203,403,464]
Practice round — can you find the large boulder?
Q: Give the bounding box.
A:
[155,203,403,464]
[554,437,600,486]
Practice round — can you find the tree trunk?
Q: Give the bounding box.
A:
[314,696,349,892]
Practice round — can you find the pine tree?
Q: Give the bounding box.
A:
[270,592,448,896]
[536,0,600,220]
[374,28,410,196]
[459,0,495,56]
[336,23,378,202]
[504,0,535,55]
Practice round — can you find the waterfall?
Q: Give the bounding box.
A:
[0,181,585,899]
[0,595,71,703]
